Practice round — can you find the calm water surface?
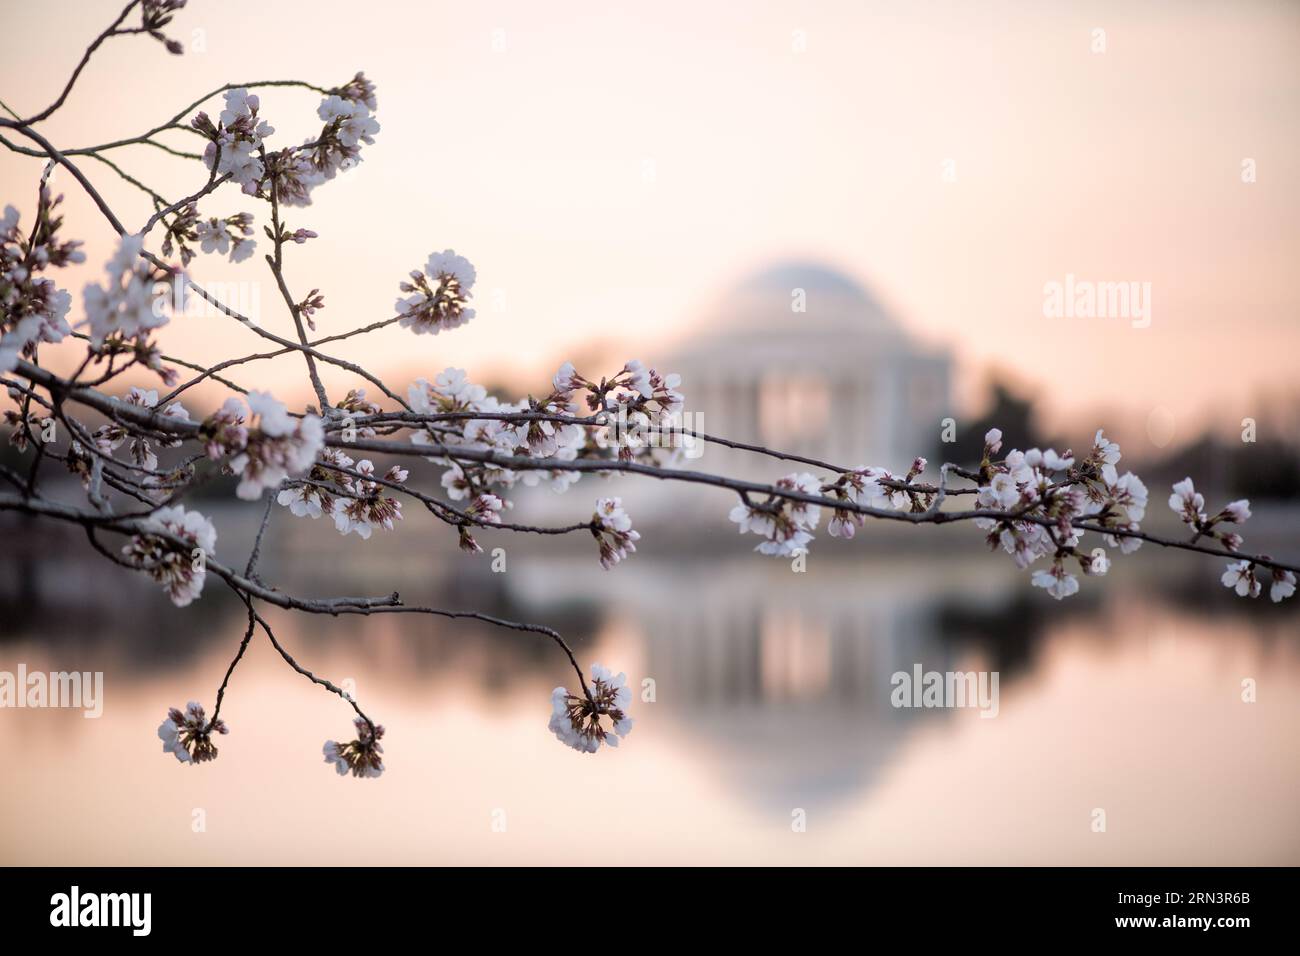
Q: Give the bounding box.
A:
[2,506,1299,864]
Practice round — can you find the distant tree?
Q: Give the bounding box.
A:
[935,379,1046,467]
[1147,434,1300,501]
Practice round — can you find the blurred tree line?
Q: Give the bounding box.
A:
[934,380,1300,501]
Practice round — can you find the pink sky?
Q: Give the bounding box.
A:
[4,0,1298,443]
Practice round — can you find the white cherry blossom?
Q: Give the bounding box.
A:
[1032,561,1080,600]
[123,505,217,606]
[1222,500,1251,523]
[157,701,227,764]
[729,472,822,556]
[592,497,640,568]
[396,251,476,335]
[199,88,275,192]
[1169,477,1205,526]
[317,94,380,148]
[322,718,385,778]
[81,234,168,347]
[548,663,634,753]
[1091,429,1121,467]
[218,391,324,499]
[1221,560,1260,598]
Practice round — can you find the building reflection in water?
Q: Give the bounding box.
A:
[501,545,1086,814]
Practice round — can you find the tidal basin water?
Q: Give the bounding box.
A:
[2,503,1299,865]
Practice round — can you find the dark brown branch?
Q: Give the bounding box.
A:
[207,606,257,730]
[15,1,141,126]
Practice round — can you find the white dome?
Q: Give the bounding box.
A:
[672,261,907,369]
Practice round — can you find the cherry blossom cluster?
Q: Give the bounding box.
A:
[157,700,227,764]
[1165,477,1299,603]
[719,431,1138,601]
[279,452,405,538]
[191,76,379,207]
[296,288,325,330]
[313,93,380,176]
[549,664,634,753]
[82,234,172,349]
[193,89,275,193]
[1222,561,1296,603]
[730,473,824,556]
[456,491,505,548]
[201,391,324,500]
[592,497,640,568]
[558,359,685,461]
[731,458,936,556]
[0,194,79,372]
[334,72,377,111]
[93,386,189,475]
[965,429,1144,599]
[160,202,256,265]
[323,718,385,778]
[713,424,1296,609]
[396,249,477,335]
[384,356,691,566]
[825,462,922,538]
[121,504,216,606]
[1168,477,1249,552]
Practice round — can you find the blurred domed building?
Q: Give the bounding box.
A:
[668,261,951,481]
[522,261,951,529]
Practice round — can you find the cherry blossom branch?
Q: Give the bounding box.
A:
[264,171,329,411]
[343,407,980,496]
[238,592,379,740]
[3,1,1292,776]
[0,121,403,412]
[207,605,256,730]
[10,356,1300,579]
